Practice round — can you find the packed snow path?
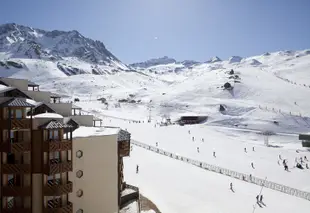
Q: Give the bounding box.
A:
[131,140,310,201]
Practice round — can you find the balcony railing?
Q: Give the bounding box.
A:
[44,199,72,213]
[1,207,32,213]
[1,164,31,174]
[119,141,130,157]
[2,184,31,196]
[0,119,32,130]
[0,141,31,152]
[44,180,73,196]
[43,139,72,152]
[44,161,72,175]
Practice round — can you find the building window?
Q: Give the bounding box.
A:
[76,189,83,197]
[76,209,83,213]
[76,150,83,158]
[15,109,23,119]
[76,170,83,178]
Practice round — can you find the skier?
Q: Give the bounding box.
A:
[156,142,158,147]
[306,164,309,169]
[136,165,139,174]
[192,136,195,141]
[300,157,304,164]
[249,174,252,180]
[305,156,308,161]
[213,151,216,158]
[256,195,259,202]
[244,147,247,153]
[252,147,255,152]
[230,182,233,191]
[188,130,190,134]
[197,147,200,153]
[202,138,204,142]
[251,162,255,169]
[260,195,263,202]
[279,154,282,160]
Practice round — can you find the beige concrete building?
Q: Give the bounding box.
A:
[0,77,138,213]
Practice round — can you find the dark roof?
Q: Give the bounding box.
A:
[0,80,9,86]
[0,98,34,107]
[34,103,56,112]
[118,129,131,142]
[40,120,72,129]
[299,134,310,140]
[28,80,39,87]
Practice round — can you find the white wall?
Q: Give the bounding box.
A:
[70,115,93,127]
[24,91,51,103]
[69,135,119,213]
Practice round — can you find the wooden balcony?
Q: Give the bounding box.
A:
[44,161,72,175]
[119,141,130,157]
[1,164,31,174]
[43,139,72,152]
[1,207,32,213]
[44,199,72,213]
[0,141,31,152]
[2,185,31,196]
[0,119,32,130]
[44,181,73,196]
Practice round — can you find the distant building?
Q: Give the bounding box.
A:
[299,133,310,147]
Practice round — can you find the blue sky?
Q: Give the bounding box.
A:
[0,0,310,63]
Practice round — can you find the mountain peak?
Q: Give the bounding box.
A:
[0,23,118,64]
[206,56,222,63]
[130,56,177,68]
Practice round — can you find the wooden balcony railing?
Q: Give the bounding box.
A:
[1,164,31,174]
[44,181,73,196]
[44,161,72,175]
[1,207,32,213]
[0,119,32,130]
[44,199,72,213]
[0,141,31,152]
[43,139,72,152]
[2,184,31,196]
[119,141,130,157]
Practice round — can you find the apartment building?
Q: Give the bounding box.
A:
[0,77,138,213]
[0,77,102,127]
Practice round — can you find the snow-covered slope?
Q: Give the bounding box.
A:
[0,23,129,77]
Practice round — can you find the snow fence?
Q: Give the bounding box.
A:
[131,140,310,201]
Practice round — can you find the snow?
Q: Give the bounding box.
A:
[2,45,310,212]
[72,126,120,138]
[26,98,40,106]
[33,113,63,119]
[0,84,7,90]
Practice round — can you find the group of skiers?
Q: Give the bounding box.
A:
[279,154,309,171]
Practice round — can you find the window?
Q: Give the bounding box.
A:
[76,209,83,213]
[15,109,22,119]
[76,150,83,158]
[76,189,83,197]
[47,174,60,181]
[49,152,60,160]
[76,170,83,178]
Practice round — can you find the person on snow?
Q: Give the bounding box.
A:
[192,136,195,141]
[300,157,304,164]
[252,147,255,152]
[202,138,204,142]
[136,165,139,174]
[197,147,200,153]
[279,154,282,160]
[188,130,190,134]
[251,162,255,169]
[213,151,216,158]
[244,148,247,153]
[305,156,308,161]
[156,142,158,147]
[256,195,259,202]
[230,182,233,191]
[306,163,309,169]
[260,195,263,202]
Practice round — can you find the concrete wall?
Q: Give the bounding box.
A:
[1,77,28,91]
[47,103,73,117]
[24,91,51,103]
[70,115,93,127]
[69,135,119,213]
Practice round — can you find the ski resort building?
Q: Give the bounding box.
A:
[0,77,138,213]
[0,77,102,127]
[299,133,310,147]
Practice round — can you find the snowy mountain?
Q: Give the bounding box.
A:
[0,23,129,77]
[130,56,177,68]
